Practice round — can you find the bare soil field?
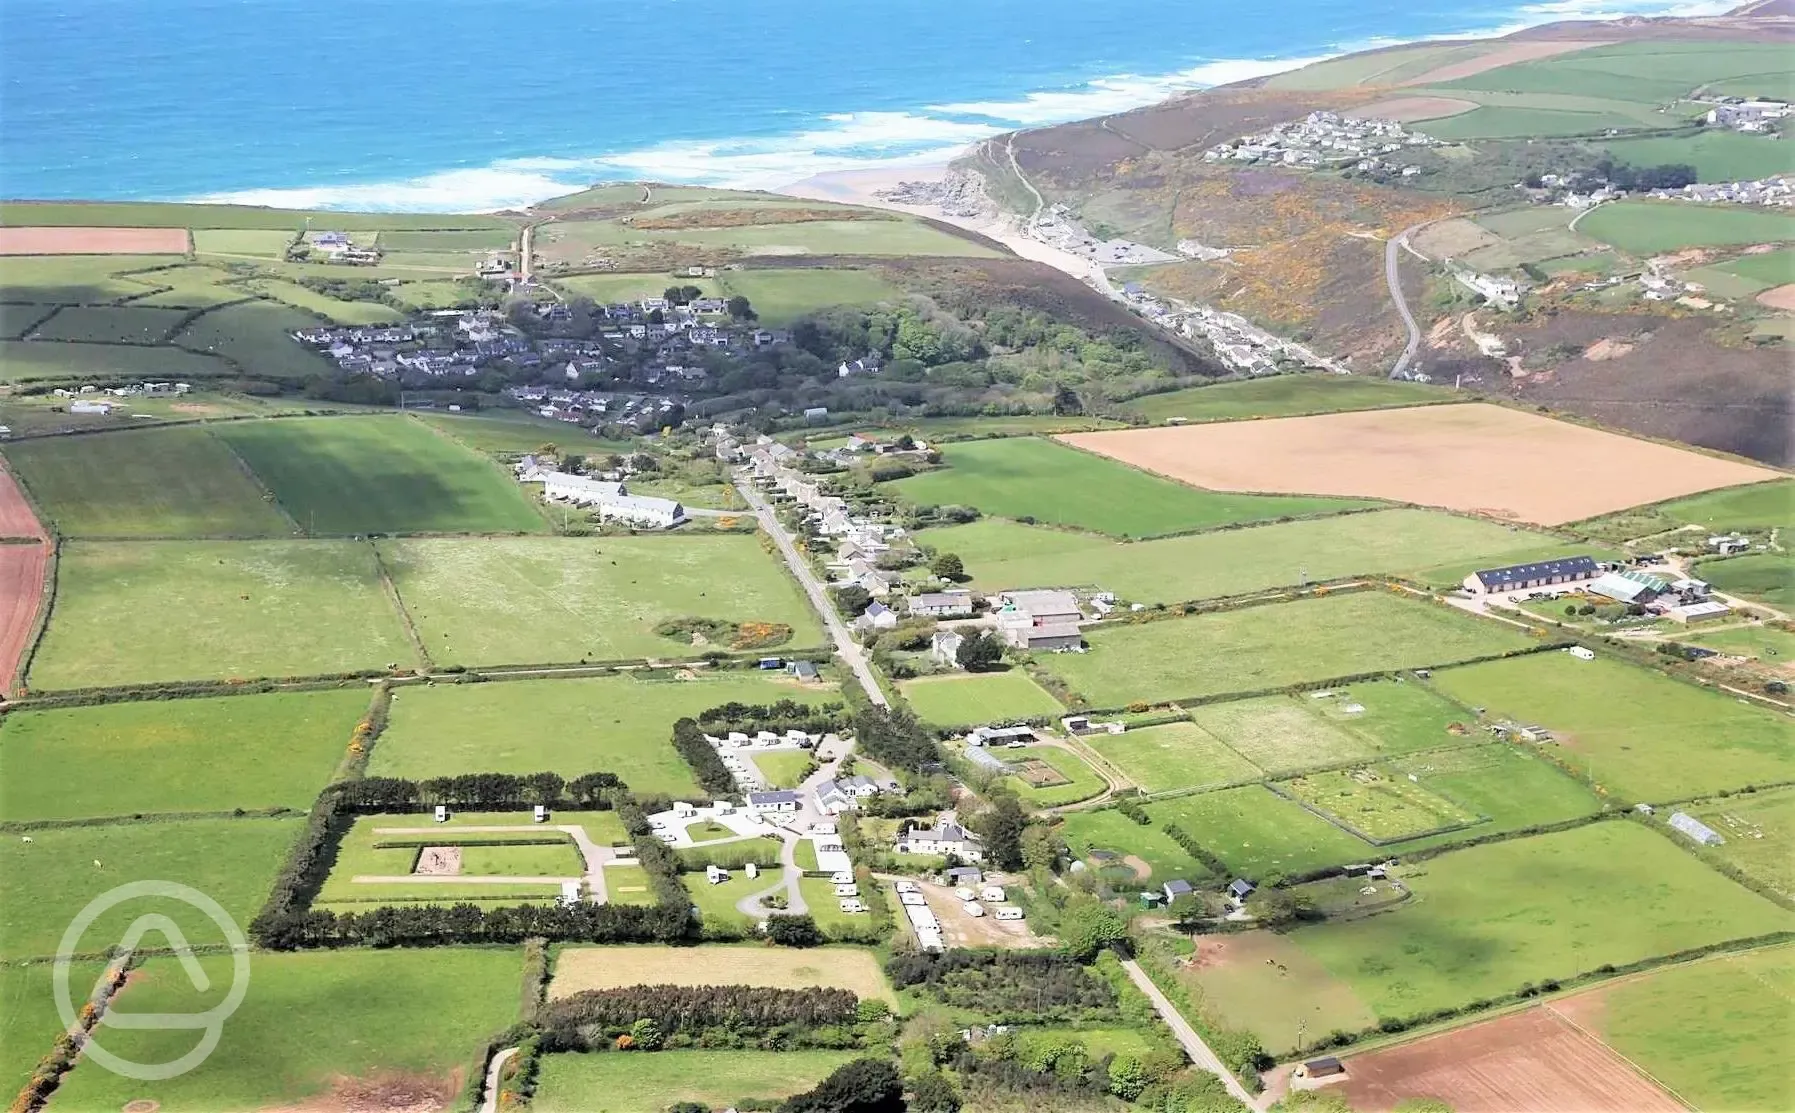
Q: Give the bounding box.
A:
[1355,96,1480,122]
[548,945,896,1004]
[1060,403,1782,525]
[1414,218,1501,258]
[1332,1007,1681,1113]
[0,463,46,539]
[1756,283,1795,311]
[0,227,190,255]
[0,542,48,695]
[1397,40,1611,85]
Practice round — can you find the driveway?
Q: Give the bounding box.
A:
[1119,957,1260,1108]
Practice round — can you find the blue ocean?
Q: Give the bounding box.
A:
[0,0,1732,210]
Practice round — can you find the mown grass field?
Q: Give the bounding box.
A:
[4,426,292,538]
[0,338,231,383]
[1058,808,1216,883]
[315,817,586,905]
[717,267,904,325]
[1684,622,1795,664]
[0,254,188,303]
[1122,376,1455,424]
[889,437,1374,538]
[1578,202,1795,255]
[1002,745,1107,806]
[1716,247,1795,287]
[0,960,105,1098]
[1040,592,1532,708]
[752,749,814,788]
[1145,785,1372,879]
[1605,131,1795,184]
[191,228,297,256]
[1697,552,1793,607]
[417,411,634,456]
[1087,721,1263,792]
[1417,105,1644,140]
[0,688,366,822]
[247,278,405,325]
[1579,945,1793,1113]
[1372,743,1604,852]
[1436,40,1790,108]
[370,672,832,790]
[1282,768,1479,841]
[47,948,521,1112]
[921,508,1595,604]
[214,416,546,535]
[899,669,1064,726]
[1692,787,1795,901]
[379,535,822,666]
[1430,652,1792,801]
[533,1049,860,1113]
[1186,681,1469,776]
[28,540,414,689]
[378,228,516,252]
[1290,822,1795,1022]
[549,944,894,1002]
[0,816,298,960]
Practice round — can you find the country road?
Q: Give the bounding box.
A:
[735,476,887,707]
[1386,222,1430,380]
[1119,958,1260,1108]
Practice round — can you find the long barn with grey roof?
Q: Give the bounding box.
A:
[1463,555,1599,595]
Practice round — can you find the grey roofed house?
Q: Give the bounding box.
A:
[1010,621,1083,651]
[1227,878,1256,900]
[907,589,975,616]
[789,660,820,682]
[1163,879,1194,901]
[746,790,801,810]
[1467,555,1599,593]
[999,589,1082,624]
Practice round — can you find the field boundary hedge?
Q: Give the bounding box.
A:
[12,540,57,697]
[1263,776,1490,847]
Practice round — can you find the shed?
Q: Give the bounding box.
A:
[1227,878,1256,901]
[1298,1057,1345,1079]
[1163,879,1194,902]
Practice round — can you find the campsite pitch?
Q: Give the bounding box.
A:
[899,669,1065,726]
[1059,403,1781,525]
[533,1049,859,1113]
[550,945,895,1003]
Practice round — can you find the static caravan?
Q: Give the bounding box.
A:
[434,805,449,823]
[962,901,985,918]
[705,864,728,885]
[981,885,1007,902]
[994,906,1024,921]
[533,805,548,823]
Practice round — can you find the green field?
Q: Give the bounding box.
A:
[0,688,366,822]
[1691,787,1795,901]
[922,507,1595,604]
[370,672,832,790]
[378,535,822,665]
[0,201,515,230]
[1575,477,1795,542]
[417,410,634,456]
[716,267,904,324]
[1058,808,1215,883]
[1001,744,1107,806]
[1374,743,1603,851]
[1587,946,1793,1113]
[554,273,723,303]
[0,254,189,303]
[0,338,232,383]
[1431,652,1793,801]
[752,749,815,789]
[33,305,191,343]
[388,278,495,309]
[377,228,516,252]
[1578,202,1795,254]
[546,214,996,258]
[4,426,292,538]
[1715,247,1795,286]
[127,264,258,307]
[1684,622,1795,664]
[890,437,1373,538]
[1282,768,1480,841]
[1420,105,1645,140]
[1290,822,1794,1021]
[28,540,414,689]
[48,948,521,1111]
[1040,592,1532,708]
[1264,42,1497,90]
[1697,552,1793,607]
[316,817,588,905]
[1606,131,1795,184]
[172,300,336,380]
[1438,40,1792,107]
[191,228,298,256]
[247,278,405,325]
[1186,681,1469,776]
[899,669,1064,726]
[1145,785,1371,879]
[0,960,105,1099]
[214,416,546,535]
[1086,721,1264,792]
[533,1049,860,1113]
[0,816,297,960]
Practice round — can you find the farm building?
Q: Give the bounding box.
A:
[1462,556,1598,595]
[969,725,1036,747]
[1669,601,1732,624]
[997,589,1084,626]
[1005,622,1083,651]
[908,589,975,617]
[596,493,684,529]
[1587,570,1669,605]
[1668,811,1725,846]
[1296,1057,1346,1080]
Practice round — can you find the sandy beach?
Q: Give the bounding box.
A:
[776,160,1113,290]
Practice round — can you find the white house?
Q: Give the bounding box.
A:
[597,493,684,529]
[536,471,626,505]
[930,629,965,668]
[907,589,975,618]
[815,775,882,813]
[854,601,898,633]
[746,790,801,813]
[898,817,984,861]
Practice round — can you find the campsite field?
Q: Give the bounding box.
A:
[1121,376,1453,423]
[549,945,894,1002]
[26,540,414,689]
[752,749,815,788]
[213,416,546,535]
[3,426,292,538]
[716,267,904,324]
[533,1049,859,1113]
[1058,807,1216,883]
[1187,680,1470,775]
[1691,787,1795,900]
[377,535,823,666]
[922,508,1604,604]
[0,688,367,822]
[1039,591,1532,708]
[1551,944,1794,1113]
[0,816,297,960]
[1001,745,1107,806]
[1696,552,1793,606]
[1144,785,1373,878]
[1290,822,1794,1021]
[1684,622,1795,667]
[1429,653,1792,801]
[1577,201,1795,255]
[899,670,1064,726]
[1085,721,1264,793]
[1059,404,1781,526]
[47,948,521,1113]
[888,437,1373,538]
[369,672,832,790]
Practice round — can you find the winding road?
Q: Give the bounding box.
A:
[1386,222,1430,379]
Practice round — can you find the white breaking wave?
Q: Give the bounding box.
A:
[191,0,1747,212]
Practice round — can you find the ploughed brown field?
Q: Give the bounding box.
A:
[0,226,191,254]
[1059,403,1783,525]
[0,542,48,696]
[1331,1006,1681,1113]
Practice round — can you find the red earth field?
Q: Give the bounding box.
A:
[0,226,190,255]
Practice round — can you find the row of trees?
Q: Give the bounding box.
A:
[540,983,859,1041]
[671,717,737,797]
